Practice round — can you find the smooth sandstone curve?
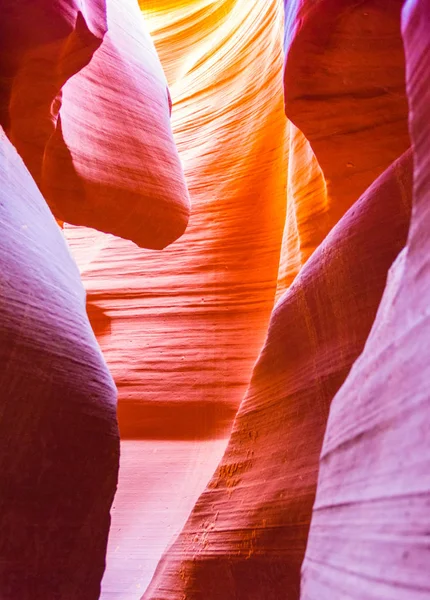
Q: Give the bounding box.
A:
[0,128,119,600]
[1,0,190,249]
[66,0,288,441]
[141,150,412,600]
[283,0,410,232]
[301,1,430,597]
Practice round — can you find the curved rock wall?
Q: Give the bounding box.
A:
[141,151,412,600]
[66,0,288,443]
[1,0,429,599]
[63,1,289,594]
[283,0,410,215]
[301,1,430,597]
[0,128,119,599]
[1,0,190,248]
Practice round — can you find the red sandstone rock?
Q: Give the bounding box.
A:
[66,0,288,443]
[65,3,288,595]
[0,128,119,599]
[283,0,410,226]
[0,0,106,186]
[2,3,424,600]
[277,0,412,295]
[141,151,412,600]
[301,2,430,598]
[1,0,190,249]
[43,0,190,249]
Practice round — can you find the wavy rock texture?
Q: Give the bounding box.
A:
[301,1,430,598]
[283,0,410,224]
[0,0,106,188]
[63,1,288,596]
[66,0,288,444]
[137,3,415,598]
[141,151,412,600]
[276,0,411,295]
[43,0,190,249]
[0,128,119,600]
[3,2,424,600]
[1,0,190,248]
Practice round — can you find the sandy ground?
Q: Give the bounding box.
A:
[100,439,228,599]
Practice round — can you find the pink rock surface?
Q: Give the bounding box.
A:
[1,0,190,249]
[283,0,410,220]
[1,0,106,183]
[100,439,228,600]
[3,3,426,600]
[301,1,430,598]
[0,128,119,599]
[65,3,288,596]
[141,150,412,600]
[65,0,288,442]
[43,0,190,249]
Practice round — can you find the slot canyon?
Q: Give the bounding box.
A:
[0,1,429,599]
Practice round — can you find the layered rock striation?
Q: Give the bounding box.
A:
[301,2,430,597]
[141,151,412,600]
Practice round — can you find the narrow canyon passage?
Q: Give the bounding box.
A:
[100,440,228,599]
[0,1,429,599]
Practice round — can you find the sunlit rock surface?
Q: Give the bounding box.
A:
[64,4,288,593]
[65,1,421,597]
[66,0,288,442]
[100,439,228,598]
[0,128,119,600]
[276,123,328,295]
[1,0,190,248]
[301,1,430,597]
[1,0,429,598]
[141,152,412,600]
[134,2,416,597]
